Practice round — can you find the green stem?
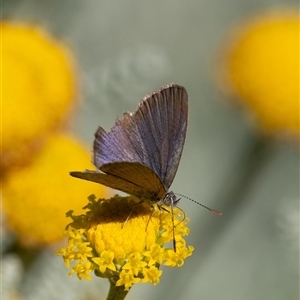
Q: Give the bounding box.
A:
[106,278,130,300]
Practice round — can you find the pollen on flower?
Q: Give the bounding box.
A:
[65,228,86,243]
[69,261,94,280]
[116,269,141,291]
[76,242,93,261]
[57,194,194,290]
[56,242,75,268]
[143,244,165,265]
[122,253,147,275]
[141,265,163,285]
[159,207,187,244]
[164,242,194,267]
[92,250,116,273]
[58,228,93,269]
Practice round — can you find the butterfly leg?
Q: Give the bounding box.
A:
[158,204,181,252]
[145,205,158,231]
[122,200,143,228]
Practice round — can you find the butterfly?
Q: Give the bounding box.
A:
[70,84,188,208]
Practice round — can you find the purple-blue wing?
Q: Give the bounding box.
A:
[93,84,188,190]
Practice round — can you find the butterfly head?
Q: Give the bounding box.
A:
[160,191,180,207]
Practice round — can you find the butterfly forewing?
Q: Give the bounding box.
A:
[134,85,188,189]
[93,84,188,190]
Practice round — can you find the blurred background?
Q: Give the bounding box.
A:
[1,1,299,300]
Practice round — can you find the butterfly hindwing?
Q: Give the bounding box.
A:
[70,162,166,201]
[100,162,166,200]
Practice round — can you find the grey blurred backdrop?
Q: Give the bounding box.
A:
[3,1,299,300]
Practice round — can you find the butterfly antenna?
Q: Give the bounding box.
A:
[175,194,222,216]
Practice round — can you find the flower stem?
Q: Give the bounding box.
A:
[106,278,130,300]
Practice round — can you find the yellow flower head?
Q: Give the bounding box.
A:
[220,9,299,139]
[1,22,77,171]
[2,134,109,247]
[57,195,194,291]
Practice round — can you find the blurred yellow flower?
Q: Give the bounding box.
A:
[2,134,109,248]
[1,22,77,171]
[57,194,194,291]
[220,9,299,138]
